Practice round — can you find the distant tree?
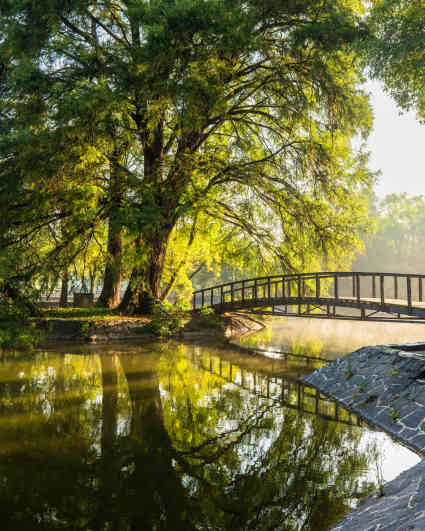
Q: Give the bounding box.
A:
[353,193,425,273]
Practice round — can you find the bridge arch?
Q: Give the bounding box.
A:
[193,272,425,323]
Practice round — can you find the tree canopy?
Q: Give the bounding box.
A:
[366,0,425,116]
[0,0,375,313]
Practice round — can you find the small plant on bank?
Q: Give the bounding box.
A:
[78,322,91,339]
[391,369,400,377]
[0,295,44,351]
[345,361,355,380]
[0,321,44,351]
[199,307,223,328]
[390,408,399,421]
[142,303,186,337]
[362,393,377,405]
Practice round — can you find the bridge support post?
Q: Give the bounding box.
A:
[394,275,398,300]
[372,275,376,299]
[380,275,385,306]
[407,276,412,314]
[356,274,361,304]
[420,278,423,302]
[361,307,365,320]
[316,275,320,298]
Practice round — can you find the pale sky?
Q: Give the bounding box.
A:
[366,80,425,198]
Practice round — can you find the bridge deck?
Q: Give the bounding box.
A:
[193,272,425,322]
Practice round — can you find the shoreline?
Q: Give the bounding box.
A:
[300,343,425,529]
[34,311,266,344]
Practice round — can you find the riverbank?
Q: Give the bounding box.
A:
[34,311,266,343]
[300,342,425,529]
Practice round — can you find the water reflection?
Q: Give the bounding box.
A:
[237,318,425,360]
[0,343,418,529]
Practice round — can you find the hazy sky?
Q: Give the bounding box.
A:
[366,80,425,198]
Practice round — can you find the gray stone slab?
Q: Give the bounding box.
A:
[299,343,425,529]
[331,460,425,530]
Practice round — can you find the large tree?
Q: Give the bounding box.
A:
[366,0,425,116]
[0,0,374,314]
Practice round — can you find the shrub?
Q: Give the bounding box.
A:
[142,304,186,337]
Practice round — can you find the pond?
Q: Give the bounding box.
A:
[236,317,425,360]
[0,337,421,530]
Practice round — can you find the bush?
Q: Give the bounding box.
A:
[142,304,186,337]
[0,320,43,351]
[199,307,223,328]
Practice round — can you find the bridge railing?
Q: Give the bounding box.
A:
[192,271,425,313]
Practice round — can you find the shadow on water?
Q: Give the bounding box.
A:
[0,342,419,530]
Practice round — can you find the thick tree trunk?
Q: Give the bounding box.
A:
[119,228,171,315]
[59,271,69,307]
[97,149,124,309]
[97,213,122,308]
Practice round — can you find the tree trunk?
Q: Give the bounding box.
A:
[97,213,122,308]
[119,228,172,315]
[59,270,69,307]
[97,149,124,309]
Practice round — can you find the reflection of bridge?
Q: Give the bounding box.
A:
[191,352,361,427]
[193,272,425,322]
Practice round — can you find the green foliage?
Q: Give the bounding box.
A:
[43,307,115,320]
[0,0,376,312]
[0,321,43,352]
[366,0,425,116]
[345,361,355,380]
[390,407,399,421]
[141,304,186,337]
[78,322,91,339]
[198,307,223,329]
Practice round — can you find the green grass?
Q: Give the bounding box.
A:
[40,307,118,320]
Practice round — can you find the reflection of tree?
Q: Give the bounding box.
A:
[158,346,376,530]
[118,352,194,530]
[0,352,103,528]
[0,344,377,530]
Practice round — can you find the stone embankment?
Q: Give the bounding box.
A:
[301,342,425,530]
[36,312,265,342]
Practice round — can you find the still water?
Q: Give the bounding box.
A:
[0,338,421,530]
[237,317,425,360]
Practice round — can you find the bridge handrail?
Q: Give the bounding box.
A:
[192,271,425,314]
[193,271,425,295]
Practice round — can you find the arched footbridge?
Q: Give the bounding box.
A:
[193,272,425,323]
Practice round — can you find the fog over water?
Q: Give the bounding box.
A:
[237,317,425,360]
